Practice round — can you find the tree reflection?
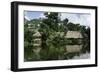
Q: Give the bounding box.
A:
[25,39,90,61]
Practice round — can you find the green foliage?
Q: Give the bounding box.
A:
[24,12,90,61]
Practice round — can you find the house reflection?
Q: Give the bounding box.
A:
[66,45,82,53]
[25,31,90,61]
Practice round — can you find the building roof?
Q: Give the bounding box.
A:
[33,31,41,37]
[65,31,83,38]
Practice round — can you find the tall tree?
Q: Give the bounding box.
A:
[39,12,60,49]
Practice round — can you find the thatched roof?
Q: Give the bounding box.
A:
[33,31,41,37]
[65,31,83,38]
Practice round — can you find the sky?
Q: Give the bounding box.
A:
[24,11,45,21]
[60,13,91,27]
[24,11,91,27]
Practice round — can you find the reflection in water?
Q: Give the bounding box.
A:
[72,52,90,59]
[66,45,82,53]
[25,38,90,61]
